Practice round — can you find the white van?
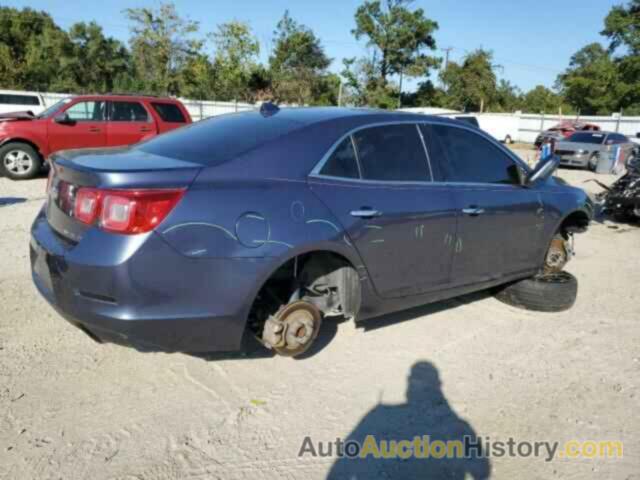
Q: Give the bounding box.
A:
[0,90,46,116]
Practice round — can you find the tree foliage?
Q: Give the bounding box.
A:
[1,1,639,114]
[269,11,333,105]
[352,0,438,82]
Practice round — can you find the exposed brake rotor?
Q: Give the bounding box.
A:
[544,235,572,273]
[261,301,322,357]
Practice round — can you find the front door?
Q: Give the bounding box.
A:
[309,124,458,298]
[421,123,544,286]
[47,100,107,154]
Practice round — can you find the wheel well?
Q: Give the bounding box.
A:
[1,138,44,160]
[559,210,590,235]
[247,251,361,338]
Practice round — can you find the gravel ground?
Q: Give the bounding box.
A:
[0,162,639,480]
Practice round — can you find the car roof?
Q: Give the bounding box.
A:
[68,94,180,102]
[249,106,462,128]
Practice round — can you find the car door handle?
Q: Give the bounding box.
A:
[140,127,152,132]
[350,209,382,218]
[462,207,485,216]
[88,127,101,133]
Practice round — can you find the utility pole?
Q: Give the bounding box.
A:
[440,47,454,91]
[397,68,403,109]
[441,47,454,70]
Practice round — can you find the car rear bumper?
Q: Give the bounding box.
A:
[30,209,270,353]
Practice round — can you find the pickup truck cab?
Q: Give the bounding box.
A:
[0,94,192,180]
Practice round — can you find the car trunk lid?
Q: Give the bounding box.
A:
[46,147,202,243]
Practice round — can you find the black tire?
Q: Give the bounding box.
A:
[494,271,577,312]
[0,142,43,180]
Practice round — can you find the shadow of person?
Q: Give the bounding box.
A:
[327,361,491,480]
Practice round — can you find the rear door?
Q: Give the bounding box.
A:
[421,123,545,286]
[47,99,107,153]
[106,100,157,147]
[309,123,458,298]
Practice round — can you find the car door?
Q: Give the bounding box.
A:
[106,100,157,147]
[308,123,458,298]
[47,100,107,153]
[421,123,545,286]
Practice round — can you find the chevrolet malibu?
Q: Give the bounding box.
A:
[31,107,592,357]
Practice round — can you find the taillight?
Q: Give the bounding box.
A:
[73,188,185,235]
[74,188,102,224]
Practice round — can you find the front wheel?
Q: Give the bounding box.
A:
[494,271,578,312]
[588,153,599,172]
[0,142,43,180]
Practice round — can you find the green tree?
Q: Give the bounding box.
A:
[494,80,522,112]
[440,49,498,112]
[62,22,130,93]
[521,85,571,114]
[211,21,260,101]
[0,7,71,90]
[269,11,332,105]
[602,0,640,114]
[556,43,622,115]
[340,56,400,108]
[352,0,439,84]
[124,2,202,95]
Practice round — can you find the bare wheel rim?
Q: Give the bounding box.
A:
[3,149,34,174]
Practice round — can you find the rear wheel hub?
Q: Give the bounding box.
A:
[262,301,322,357]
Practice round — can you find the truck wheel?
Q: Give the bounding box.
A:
[0,142,43,180]
[494,271,577,312]
[504,135,513,144]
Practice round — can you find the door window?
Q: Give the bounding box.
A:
[427,124,521,184]
[319,137,360,179]
[352,124,430,182]
[109,101,149,122]
[151,102,186,123]
[65,101,106,122]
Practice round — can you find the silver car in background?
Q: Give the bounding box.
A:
[555,131,636,171]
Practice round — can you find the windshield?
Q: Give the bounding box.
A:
[37,98,73,119]
[567,132,605,144]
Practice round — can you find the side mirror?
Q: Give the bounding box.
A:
[636,132,640,139]
[526,155,560,186]
[54,113,73,125]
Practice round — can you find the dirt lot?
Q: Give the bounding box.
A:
[1,163,639,479]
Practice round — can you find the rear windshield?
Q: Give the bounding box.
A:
[568,132,605,144]
[137,111,304,166]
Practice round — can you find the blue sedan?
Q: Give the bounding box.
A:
[30,106,592,356]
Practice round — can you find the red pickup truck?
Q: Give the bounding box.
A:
[0,94,192,180]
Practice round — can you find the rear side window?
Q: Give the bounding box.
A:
[0,94,40,106]
[110,101,149,122]
[151,102,186,123]
[320,137,360,179]
[428,124,521,184]
[352,124,430,182]
[137,111,304,166]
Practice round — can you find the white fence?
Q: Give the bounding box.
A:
[401,108,640,143]
[40,92,256,122]
[35,93,640,142]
